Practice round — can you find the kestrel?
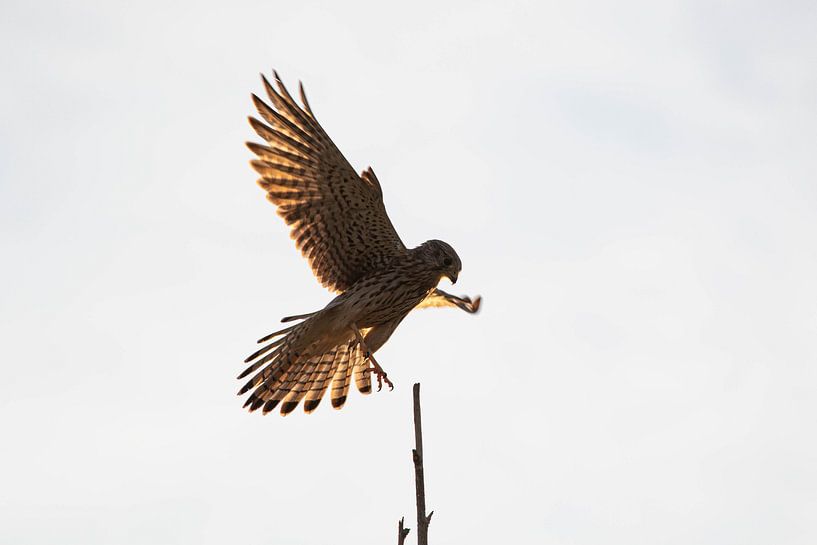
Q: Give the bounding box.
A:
[238,71,481,415]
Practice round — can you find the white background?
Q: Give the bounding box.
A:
[2,1,816,543]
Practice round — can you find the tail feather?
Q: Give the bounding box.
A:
[280,311,316,323]
[354,369,372,395]
[239,346,284,382]
[303,344,347,413]
[256,323,297,344]
[240,314,379,415]
[353,349,372,395]
[280,341,360,415]
[243,336,286,364]
[240,351,296,404]
[263,353,316,414]
[330,343,357,409]
[280,355,322,415]
[239,322,310,395]
[261,358,309,414]
[238,352,285,395]
[244,360,292,412]
[299,351,338,413]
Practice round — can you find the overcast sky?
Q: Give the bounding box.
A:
[2,1,817,544]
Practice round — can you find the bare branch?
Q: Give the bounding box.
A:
[413,383,432,545]
[397,516,410,545]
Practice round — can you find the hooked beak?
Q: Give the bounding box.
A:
[445,271,458,284]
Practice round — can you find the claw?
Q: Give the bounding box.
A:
[382,374,394,391]
[363,364,394,391]
[351,323,394,392]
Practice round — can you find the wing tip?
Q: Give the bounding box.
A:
[298,80,314,116]
[247,116,269,134]
[470,295,482,313]
[250,93,268,110]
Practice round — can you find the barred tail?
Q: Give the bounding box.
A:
[238,319,371,416]
[353,349,372,394]
[329,342,358,409]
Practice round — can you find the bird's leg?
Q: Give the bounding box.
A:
[351,324,394,392]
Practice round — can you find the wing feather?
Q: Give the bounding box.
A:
[415,288,482,313]
[248,71,407,292]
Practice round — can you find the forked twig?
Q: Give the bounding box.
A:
[397,516,410,545]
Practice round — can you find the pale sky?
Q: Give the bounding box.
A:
[2,1,817,544]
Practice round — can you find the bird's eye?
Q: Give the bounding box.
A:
[443,257,452,267]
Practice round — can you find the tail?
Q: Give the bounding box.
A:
[237,318,373,416]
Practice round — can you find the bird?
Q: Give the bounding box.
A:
[238,71,481,416]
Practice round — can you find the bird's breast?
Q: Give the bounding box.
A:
[344,270,437,328]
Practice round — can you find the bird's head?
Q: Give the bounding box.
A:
[420,239,462,284]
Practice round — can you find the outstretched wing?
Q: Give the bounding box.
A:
[415,288,482,313]
[248,71,407,293]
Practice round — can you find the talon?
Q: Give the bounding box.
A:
[365,364,393,392]
[350,323,394,393]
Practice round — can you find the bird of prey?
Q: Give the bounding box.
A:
[238,71,481,416]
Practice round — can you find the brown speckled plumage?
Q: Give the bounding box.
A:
[239,71,481,415]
